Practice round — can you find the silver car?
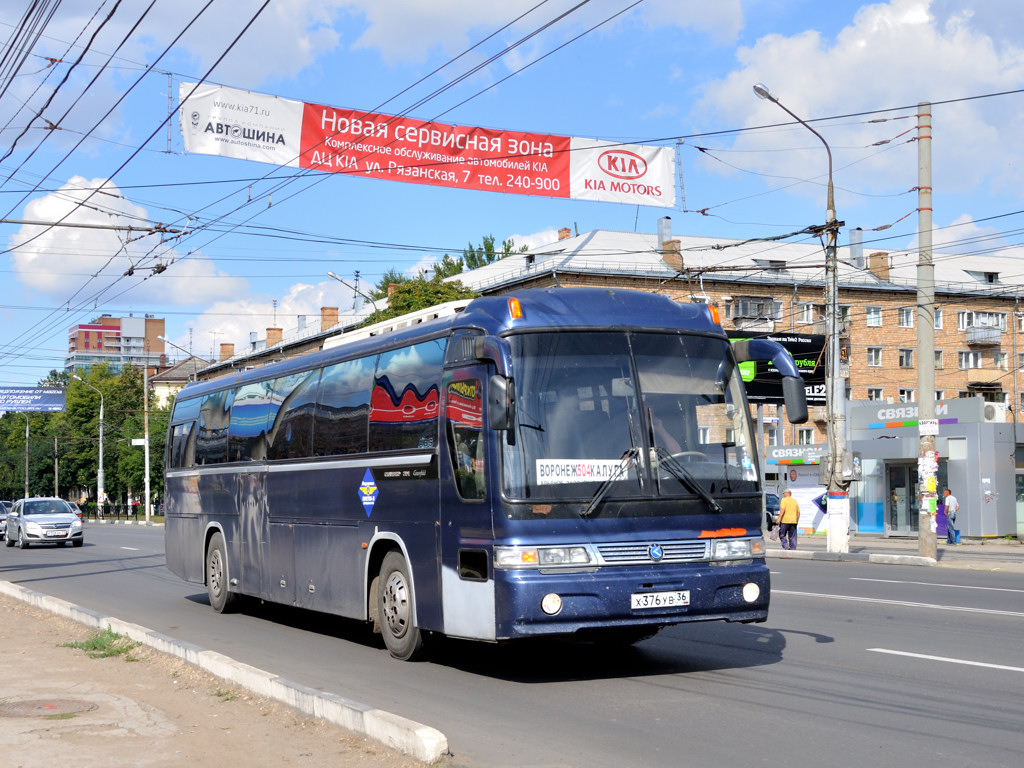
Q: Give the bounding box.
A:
[5,498,84,549]
[0,500,10,541]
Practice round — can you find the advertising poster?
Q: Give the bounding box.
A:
[180,84,675,208]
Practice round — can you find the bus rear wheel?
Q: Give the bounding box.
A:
[377,551,425,660]
[206,532,236,614]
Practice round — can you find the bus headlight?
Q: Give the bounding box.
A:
[710,537,764,563]
[494,545,593,569]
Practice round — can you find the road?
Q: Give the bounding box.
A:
[2,526,1022,767]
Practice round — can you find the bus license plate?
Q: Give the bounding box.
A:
[631,590,689,610]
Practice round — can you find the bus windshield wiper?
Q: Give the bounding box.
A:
[581,447,639,518]
[653,447,722,513]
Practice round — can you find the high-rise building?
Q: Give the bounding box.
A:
[66,314,165,375]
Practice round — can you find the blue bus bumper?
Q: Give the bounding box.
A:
[492,560,770,639]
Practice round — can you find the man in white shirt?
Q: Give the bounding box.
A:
[943,488,959,545]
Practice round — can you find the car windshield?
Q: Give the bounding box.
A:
[24,500,70,515]
[501,331,759,508]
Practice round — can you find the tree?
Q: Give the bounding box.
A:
[360,274,477,326]
[463,234,526,270]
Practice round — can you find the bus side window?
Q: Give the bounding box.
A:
[445,378,485,500]
[266,370,320,460]
[313,357,373,456]
[370,339,445,452]
[195,390,232,465]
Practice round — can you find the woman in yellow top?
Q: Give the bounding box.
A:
[777,489,800,550]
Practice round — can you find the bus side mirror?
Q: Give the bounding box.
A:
[488,375,514,432]
[782,376,808,424]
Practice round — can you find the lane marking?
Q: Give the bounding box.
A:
[850,577,1024,594]
[868,648,1024,673]
[774,590,1024,618]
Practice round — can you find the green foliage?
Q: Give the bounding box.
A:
[360,275,478,326]
[463,234,525,270]
[61,626,141,660]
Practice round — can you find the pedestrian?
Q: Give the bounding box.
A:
[943,488,959,545]
[777,489,800,550]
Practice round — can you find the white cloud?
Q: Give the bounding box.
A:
[695,0,1024,211]
[8,176,249,306]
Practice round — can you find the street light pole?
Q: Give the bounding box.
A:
[753,83,849,553]
[73,374,104,520]
[327,271,381,316]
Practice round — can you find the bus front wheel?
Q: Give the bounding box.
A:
[377,551,425,660]
[206,532,236,614]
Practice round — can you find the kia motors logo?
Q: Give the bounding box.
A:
[599,150,647,180]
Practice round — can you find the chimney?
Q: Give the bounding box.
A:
[868,251,890,281]
[219,343,234,362]
[558,227,572,240]
[266,327,283,347]
[320,306,338,332]
[249,331,258,350]
[297,315,306,333]
[388,283,399,296]
[661,239,683,272]
[849,228,865,270]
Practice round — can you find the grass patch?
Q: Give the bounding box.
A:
[213,688,239,702]
[61,627,141,661]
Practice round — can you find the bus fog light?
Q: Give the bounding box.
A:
[742,583,760,603]
[541,593,562,615]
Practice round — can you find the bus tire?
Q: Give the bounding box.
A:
[377,551,425,660]
[206,532,236,614]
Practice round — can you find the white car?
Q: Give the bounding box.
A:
[5,498,84,549]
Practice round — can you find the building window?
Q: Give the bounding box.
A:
[898,307,914,328]
[934,308,943,329]
[898,349,914,368]
[958,311,1006,331]
[798,303,815,324]
[899,389,916,403]
[866,306,882,327]
[994,351,1009,370]
[1018,352,1024,372]
[765,427,778,446]
[867,347,883,367]
[867,388,884,401]
[733,296,778,319]
[698,427,711,444]
[840,305,852,323]
[935,390,944,401]
[796,428,815,445]
[935,350,943,369]
[959,351,983,369]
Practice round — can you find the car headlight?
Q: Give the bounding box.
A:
[25,521,43,535]
[71,519,83,530]
[711,537,764,562]
[494,545,593,569]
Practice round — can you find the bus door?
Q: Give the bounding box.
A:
[439,367,497,641]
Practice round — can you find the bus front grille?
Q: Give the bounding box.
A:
[597,541,710,565]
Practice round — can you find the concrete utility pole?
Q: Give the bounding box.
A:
[916,102,938,559]
[73,375,104,519]
[144,342,152,524]
[753,83,849,553]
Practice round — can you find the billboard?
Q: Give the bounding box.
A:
[179,84,676,208]
[0,387,66,412]
[728,332,826,405]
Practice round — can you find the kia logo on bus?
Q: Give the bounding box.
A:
[599,150,648,180]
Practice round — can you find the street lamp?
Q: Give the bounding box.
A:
[327,271,381,316]
[753,83,849,553]
[72,374,105,520]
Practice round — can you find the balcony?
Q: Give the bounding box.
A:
[812,320,851,338]
[966,326,1001,346]
[965,368,1004,385]
[733,317,774,332]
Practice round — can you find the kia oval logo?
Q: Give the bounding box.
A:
[648,544,664,561]
[599,150,648,180]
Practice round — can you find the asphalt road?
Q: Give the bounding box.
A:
[2,526,1022,767]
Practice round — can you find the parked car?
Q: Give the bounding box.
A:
[4,497,84,549]
[0,500,11,541]
[764,492,780,525]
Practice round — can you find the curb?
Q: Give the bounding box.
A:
[766,549,937,567]
[0,581,448,764]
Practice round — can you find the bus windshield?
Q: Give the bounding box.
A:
[501,331,758,507]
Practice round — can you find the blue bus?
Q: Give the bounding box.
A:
[163,287,806,659]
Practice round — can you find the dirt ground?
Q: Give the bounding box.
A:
[0,594,431,768]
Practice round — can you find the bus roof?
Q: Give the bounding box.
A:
[172,287,724,403]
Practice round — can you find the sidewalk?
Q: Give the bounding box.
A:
[767,531,1024,572]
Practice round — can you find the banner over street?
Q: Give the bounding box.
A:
[179,84,675,208]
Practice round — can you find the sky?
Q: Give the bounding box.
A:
[2,0,1024,386]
